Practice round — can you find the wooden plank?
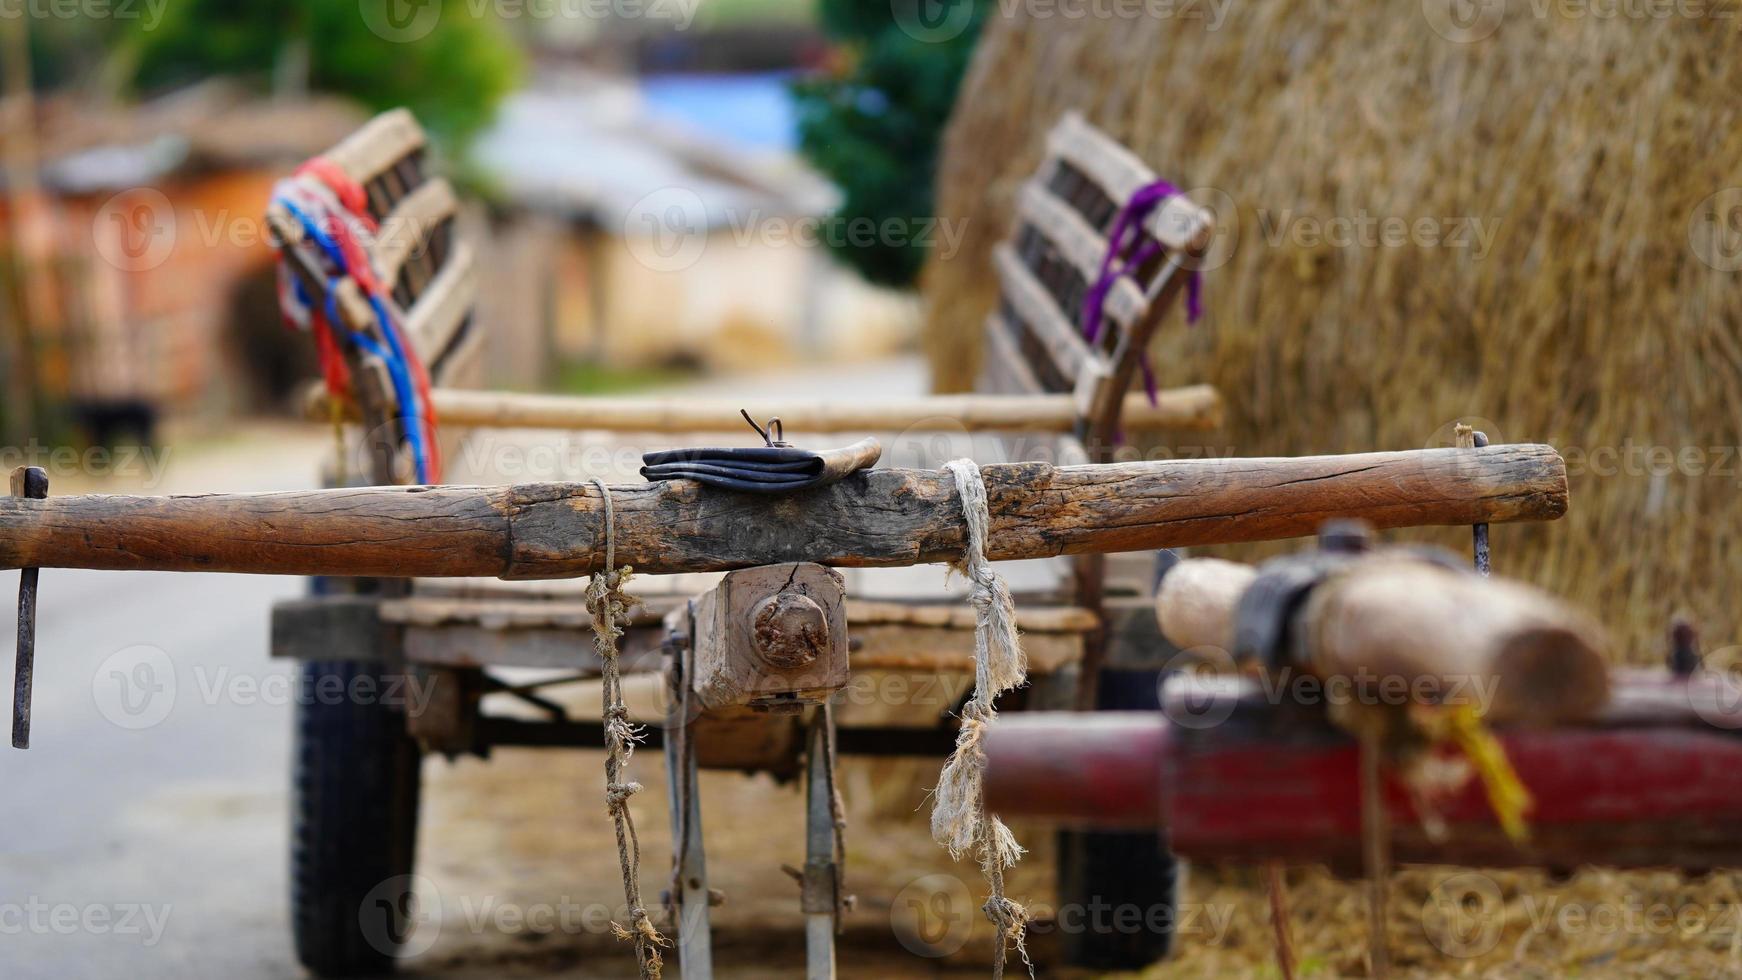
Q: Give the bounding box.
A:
[430,315,484,390]
[401,598,1080,632]
[409,573,726,600]
[845,600,1097,633]
[375,178,457,292]
[380,595,679,630]
[404,624,588,671]
[380,595,1095,635]
[306,382,1224,433]
[401,623,665,671]
[0,445,1571,579]
[323,108,426,187]
[850,623,1082,675]
[406,241,477,366]
[993,243,1103,386]
[1016,180,1146,329]
[978,311,1047,396]
[270,595,396,663]
[265,204,322,286]
[1047,112,1213,253]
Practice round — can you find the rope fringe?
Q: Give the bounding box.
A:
[934,460,1033,978]
[587,479,669,980]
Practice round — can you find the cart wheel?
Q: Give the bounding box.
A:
[1055,666,1181,970]
[291,659,423,977]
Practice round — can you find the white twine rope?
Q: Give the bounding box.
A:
[586,479,668,979]
[933,460,1032,978]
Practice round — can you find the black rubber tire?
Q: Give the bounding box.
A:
[291,659,423,977]
[1055,666,1182,970]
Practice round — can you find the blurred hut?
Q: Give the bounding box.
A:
[472,69,919,383]
[0,81,365,442]
[922,5,1742,663]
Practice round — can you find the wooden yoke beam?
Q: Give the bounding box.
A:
[0,445,1568,580]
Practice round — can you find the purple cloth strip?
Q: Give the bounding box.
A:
[1079,179,1205,405]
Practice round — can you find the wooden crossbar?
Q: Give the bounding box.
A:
[0,445,1567,579]
[304,385,1224,433]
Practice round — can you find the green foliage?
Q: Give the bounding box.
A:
[21,14,122,92]
[794,0,988,289]
[126,0,520,146]
[552,360,698,397]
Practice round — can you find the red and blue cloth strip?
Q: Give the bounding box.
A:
[1080,179,1205,406]
[272,160,442,484]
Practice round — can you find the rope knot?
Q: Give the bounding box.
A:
[606,780,643,808]
[983,894,1031,936]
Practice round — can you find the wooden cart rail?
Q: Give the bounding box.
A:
[983,670,1742,871]
[0,445,1566,579]
[304,385,1225,434]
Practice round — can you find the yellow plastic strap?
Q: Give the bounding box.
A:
[1443,704,1533,844]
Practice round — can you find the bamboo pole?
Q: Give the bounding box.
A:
[0,445,1567,579]
[304,384,1225,433]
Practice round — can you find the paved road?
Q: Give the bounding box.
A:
[0,425,323,980]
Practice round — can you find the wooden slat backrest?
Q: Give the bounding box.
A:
[976,113,1215,693]
[979,111,1214,464]
[265,109,482,484]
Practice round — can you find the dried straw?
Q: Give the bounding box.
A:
[924,8,1742,974]
[925,4,1742,664]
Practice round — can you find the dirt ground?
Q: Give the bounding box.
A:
[410,746,1055,979]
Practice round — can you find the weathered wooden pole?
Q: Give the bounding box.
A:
[0,445,1567,580]
[1156,553,1612,725]
[306,385,1226,433]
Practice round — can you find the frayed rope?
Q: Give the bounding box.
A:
[588,479,669,980]
[933,460,1033,979]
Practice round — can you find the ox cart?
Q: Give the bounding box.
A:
[5,107,1718,980]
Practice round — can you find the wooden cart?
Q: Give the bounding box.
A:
[242,109,1538,977]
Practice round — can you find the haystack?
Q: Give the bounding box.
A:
[923,7,1742,974]
[924,3,1742,662]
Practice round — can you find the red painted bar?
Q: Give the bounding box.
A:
[981,712,1169,830]
[984,673,1742,871]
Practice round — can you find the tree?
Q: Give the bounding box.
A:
[126,0,520,146]
[793,0,989,289]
